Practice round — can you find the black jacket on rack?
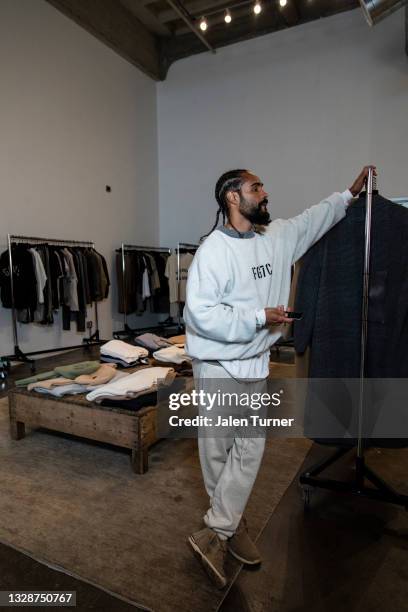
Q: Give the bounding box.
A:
[294,192,408,377]
[0,245,37,312]
[294,193,408,447]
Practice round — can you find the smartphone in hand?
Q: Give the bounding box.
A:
[284,311,303,320]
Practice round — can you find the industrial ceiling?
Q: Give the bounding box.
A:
[45,0,407,80]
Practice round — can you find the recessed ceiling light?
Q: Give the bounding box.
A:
[279,0,287,6]
[254,2,262,15]
[199,16,208,31]
[225,9,232,23]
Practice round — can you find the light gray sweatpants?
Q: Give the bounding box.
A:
[192,359,266,540]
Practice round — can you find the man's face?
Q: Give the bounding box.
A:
[238,172,271,226]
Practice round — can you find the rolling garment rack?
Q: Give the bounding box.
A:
[299,169,408,511]
[2,234,103,372]
[176,242,198,327]
[114,243,179,338]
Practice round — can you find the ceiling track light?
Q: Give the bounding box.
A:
[199,16,208,31]
[254,1,262,14]
[224,9,232,23]
[279,0,288,7]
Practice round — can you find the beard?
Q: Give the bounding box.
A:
[239,196,271,226]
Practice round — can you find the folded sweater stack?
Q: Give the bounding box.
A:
[86,366,174,403]
[15,361,102,388]
[167,335,186,346]
[100,340,149,367]
[153,345,191,365]
[27,366,124,397]
[133,333,172,351]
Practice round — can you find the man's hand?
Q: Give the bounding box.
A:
[264,305,293,326]
[349,165,377,197]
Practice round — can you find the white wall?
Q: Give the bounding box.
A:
[0,0,159,357]
[157,9,408,246]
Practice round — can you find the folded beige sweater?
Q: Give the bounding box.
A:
[167,334,186,346]
[27,365,118,391]
[75,364,117,386]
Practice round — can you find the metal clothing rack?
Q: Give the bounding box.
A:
[300,170,408,511]
[2,234,103,372]
[115,243,177,337]
[176,242,198,327]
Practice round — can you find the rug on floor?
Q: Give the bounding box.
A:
[0,396,310,612]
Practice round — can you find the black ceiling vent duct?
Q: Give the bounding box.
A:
[359,0,407,25]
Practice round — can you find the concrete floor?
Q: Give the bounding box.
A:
[220,443,408,612]
[0,541,141,611]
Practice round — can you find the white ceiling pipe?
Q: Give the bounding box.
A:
[359,0,407,26]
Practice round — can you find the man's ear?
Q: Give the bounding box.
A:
[225,190,240,208]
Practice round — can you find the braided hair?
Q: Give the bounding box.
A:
[200,169,247,241]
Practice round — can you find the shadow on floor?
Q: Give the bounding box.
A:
[220,443,408,612]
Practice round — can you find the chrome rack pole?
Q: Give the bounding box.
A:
[122,243,127,330]
[177,243,181,327]
[357,167,374,461]
[7,233,18,351]
[92,240,100,341]
[93,302,100,341]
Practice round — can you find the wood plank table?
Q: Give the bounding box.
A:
[8,386,158,474]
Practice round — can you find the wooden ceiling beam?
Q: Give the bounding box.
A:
[165,0,216,51]
[120,0,172,36]
[45,0,162,80]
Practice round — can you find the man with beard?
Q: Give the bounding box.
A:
[184,167,375,588]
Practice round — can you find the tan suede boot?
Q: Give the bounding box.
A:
[188,527,228,588]
[227,517,262,565]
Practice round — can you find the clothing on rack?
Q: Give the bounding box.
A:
[294,192,408,378]
[116,249,170,315]
[0,245,37,312]
[294,192,408,447]
[165,251,195,304]
[0,243,109,332]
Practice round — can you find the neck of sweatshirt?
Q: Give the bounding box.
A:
[217,226,255,239]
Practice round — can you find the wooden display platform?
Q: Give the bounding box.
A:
[8,386,158,474]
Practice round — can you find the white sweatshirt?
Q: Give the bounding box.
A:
[184,191,352,379]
